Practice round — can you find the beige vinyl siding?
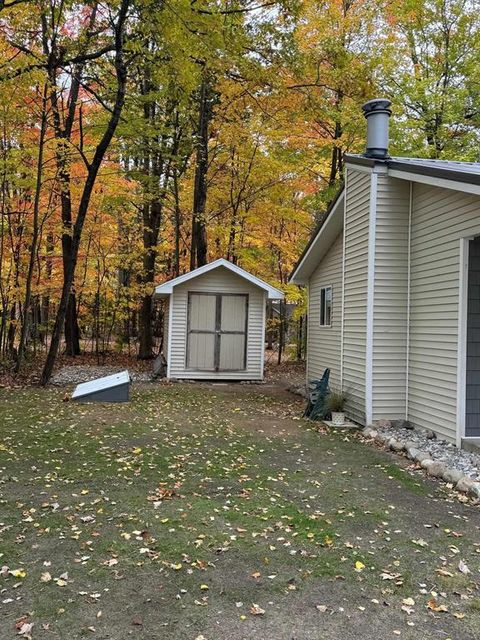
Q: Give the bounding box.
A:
[343,168,370,424]
[372,176,410,420]
[408,183,480,442]
[307,232,343,387]
[168,266,265,380]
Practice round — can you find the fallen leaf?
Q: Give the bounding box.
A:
[250,603,265,616]
[427,599,448,613]
[458,560,470,574]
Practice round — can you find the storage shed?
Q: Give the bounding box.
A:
[154,259,284,380]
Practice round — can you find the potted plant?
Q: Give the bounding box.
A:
[325,389,348,426]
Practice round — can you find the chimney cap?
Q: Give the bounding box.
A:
[362,98,392,117]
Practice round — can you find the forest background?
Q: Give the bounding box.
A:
[1,0,479,383]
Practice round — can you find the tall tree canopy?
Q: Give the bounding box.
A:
[0,0,479,379]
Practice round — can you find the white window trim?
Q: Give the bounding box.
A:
[319,285,333,328]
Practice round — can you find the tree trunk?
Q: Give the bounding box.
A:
[40,0,129,385]
[277,299,285,365]
[190,74,211,270]
[15,84,48,372]
[64,292,81,355]
[138,241,156,359]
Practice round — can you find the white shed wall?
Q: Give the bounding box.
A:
[168,266,266,380]
[307,232,343,387]
[408,183,480,442]
[342,168,370,424]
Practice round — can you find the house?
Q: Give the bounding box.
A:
[154,258,284,381]
[290,98,480,448]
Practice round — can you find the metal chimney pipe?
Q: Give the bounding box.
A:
[362,98,392,159]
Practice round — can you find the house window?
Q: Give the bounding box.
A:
[320,286,332,326]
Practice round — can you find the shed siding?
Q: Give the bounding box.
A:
[168,266,265,380]
[372,176,410,420]
[408,183,480,442]
[343,168,370,424]
[307,232,343,387]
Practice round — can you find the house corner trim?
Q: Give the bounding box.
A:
[365,171,378,425]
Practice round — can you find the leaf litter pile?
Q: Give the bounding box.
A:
[1,383,480,639]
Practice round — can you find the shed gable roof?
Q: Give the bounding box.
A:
[154,258,284,299]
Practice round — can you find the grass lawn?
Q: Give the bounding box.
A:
[1,382,480,639]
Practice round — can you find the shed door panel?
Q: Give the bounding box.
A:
[187,294,216,371]
[219,333,246,370]
[186,292,248,372]
[218,295,247,371]
[188,333,216,370]
[189,294,216,331]
[221,295,247,332]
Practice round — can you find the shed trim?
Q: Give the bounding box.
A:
[155,259,284,300]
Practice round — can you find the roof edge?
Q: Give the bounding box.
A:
[345,153,480,188]
[290,186,345,284]
[154,258,284,299]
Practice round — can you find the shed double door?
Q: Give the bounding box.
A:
[187,292,248,372]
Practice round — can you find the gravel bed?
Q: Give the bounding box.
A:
[376,424,480,480]
[361,420,480,499]
[51,365,152,385]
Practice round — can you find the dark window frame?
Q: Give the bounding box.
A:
[320,285,332,327]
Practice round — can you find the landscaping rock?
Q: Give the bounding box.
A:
[406,447,420,460]
[375,433,390,445]
[414,451,431,464]
[377,419,392,429]
[362,427,373,437]
[425,461,446,478]
[420,458,435,471]
[470,482,480,499]
[456,476,477,494]
[442,468,464,485]
[389,439,405,452]
[392,419,413,430]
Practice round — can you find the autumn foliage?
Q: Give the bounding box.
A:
[0,0,479,380]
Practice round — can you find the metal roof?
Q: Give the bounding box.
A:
[346,154,480,187]
[154,258,284,300]
[71,370,130,399]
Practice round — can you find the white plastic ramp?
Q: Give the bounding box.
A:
[71,370,130,402]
